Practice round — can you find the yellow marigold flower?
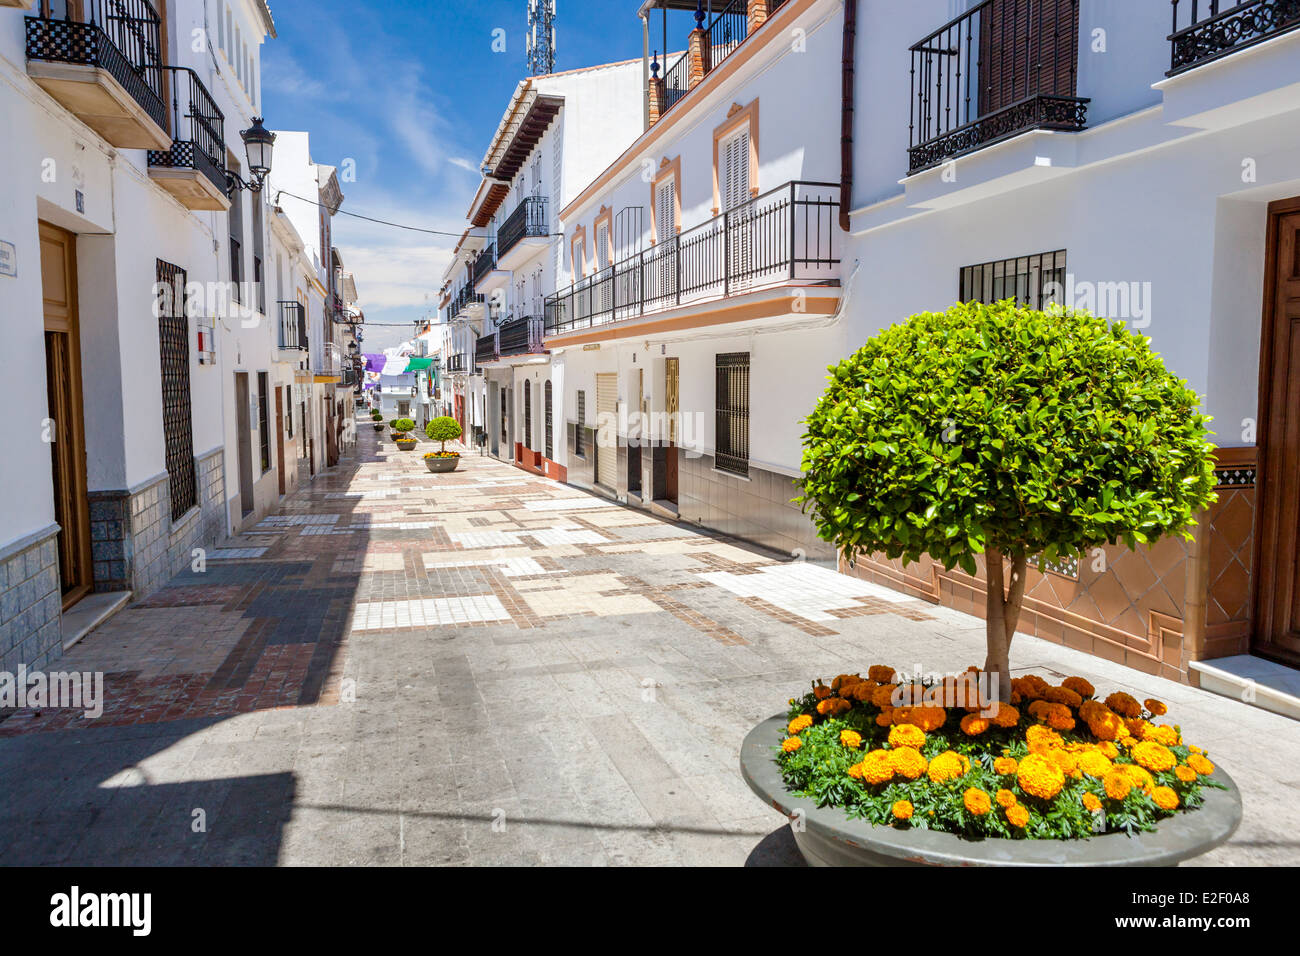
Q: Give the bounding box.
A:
[1099,741,1119,759]
[1118,763,1155,794]
[1175,765,1197,783]
[1078,751,1114,777]
[813,683,833,700]
[927,750,969,784]
[887,723,926,750]
[890,747,928,780]
[860,749,895,785]
[1144,698,1168,717]
[839,729,863,749]
[1086,711,1125,742]
[993,756,1019,776]
[1187,753,1215,776]
[787,714,813,735]
[963,788,992,815]
[990,703,1020,728]
[1152,786,1179,811]
[891,799,913,821]
[1025,724,1064,754]
[960,713,991,735]
[1132,741,1177,773]
[1006,804,1030,828]
[1082,792,1103,813]
[847,761,865,780]
[1105,692,1142,718]
[1044,685,1083,708]
[1047,748,1080,778]
[1017,753,1066,800]
[996,788,1017,809]
[1145,724,1180,747]
[782,736,803,753]
[1062,676,1096,699]
[1103,769,1132,800]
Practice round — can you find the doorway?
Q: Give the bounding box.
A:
[665,357,679,504]
[1254,197,1300,665]
[40,221,92,609]
[596,373,617,489]
[234,373,254,516]
[275,387,286,496]
[489,381,500,457]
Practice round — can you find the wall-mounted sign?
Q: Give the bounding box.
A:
[0,241,15,278]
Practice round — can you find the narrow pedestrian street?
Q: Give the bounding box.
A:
[0,427,1296,866]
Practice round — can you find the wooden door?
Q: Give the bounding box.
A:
[596,372,617,489]
[275,387,286,495]
[1255,200,1300,664]
[235,373,254,516]
[665,358,679,503]
[40,222,92,609]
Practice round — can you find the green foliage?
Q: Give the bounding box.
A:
[371,410,382,421]
[392,418,416,433]
[426,416,462,443]
[799,301,1217,573]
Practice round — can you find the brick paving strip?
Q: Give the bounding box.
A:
[0,429,1297,865]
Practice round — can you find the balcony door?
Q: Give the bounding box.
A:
[978,0,1080,118]
[596,373,618,490]
[655,177,677,302]
[1255,199,1300,665]
[40,221,92,609]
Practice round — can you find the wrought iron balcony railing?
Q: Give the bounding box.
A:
[1168,0,1300,75]
[475,333,499,365]
[147,66,226,194]
[497,195,549,260]
[907,0,1088,174]
[445,353,468,374]
[498,316,545,356]
[450,283,484,319]
[25,0,167,133]
[278,301,307,351]
[472,243,497,287]
[545,181,840,337]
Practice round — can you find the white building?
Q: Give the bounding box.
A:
[438,57,645,472]
[839,0,1300,681]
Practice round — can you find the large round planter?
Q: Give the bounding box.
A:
[424,455,460,473]
[741,714,1241,867]
[394,438,416,451]
[372,422,383,431]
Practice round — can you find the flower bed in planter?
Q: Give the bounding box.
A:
[741,666,1240,866]
[423,451,459,473]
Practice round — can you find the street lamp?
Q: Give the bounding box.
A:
[226,117,277,194]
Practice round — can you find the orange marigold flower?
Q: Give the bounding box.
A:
[1118,763,1155,794]
[1103,769,1132,800]
[860,749,896,786]
[963,788,992,815]
[782,736,803,753]
[887,724,926,750]
[1132,741,1177,774]
[1175,765,1197,783]
[892,705,946,732]
[786,714,813,735]
[1186,753,1215,776]
[871,684,898,709]
[960,713,991,735]
[993,756,1019,776]
[875,710,893,727]
[1143,724,1180,747]
[1062,676,1096,698]
[927,750,970,784]
[1105,692,1142,718]
[816,697,851,717]
[1044,685,1083,708]
[1047,748,1080,778]
[868,665,896,684]
[1025,724,1064,754]
[1144,698,1168,717]
[813,683,833,700]
[839,729,863,749]
[847,761,865,780]
[891,799,913,821]
[996,788,1017,809]
[1086,711,1125,742]
[1017,753,1066,800]
[1082,792,1103,813]
[1078,751,1114,778]
[1006,804,1030,828]
[1098,741,1119,759]
[990,703,1020,728]
[890,747,929,780]
[1152,786,1179,811]
[831,674,859,692]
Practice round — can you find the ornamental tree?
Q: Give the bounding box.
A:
[393,418,416,434]
[426,416,462,454]
[798,301,1216,695]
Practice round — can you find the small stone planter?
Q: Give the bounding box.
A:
[372,422,383,431]
[741,714,1242,867]
[394,437,417,451]
[425,454,460,473]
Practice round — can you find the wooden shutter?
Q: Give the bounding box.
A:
[979,0,1079,117]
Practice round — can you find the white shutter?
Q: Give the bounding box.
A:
[595,222,612,315]
[656,177,676,300]
[723,128,753,286]
[596,373,618,488]
[723,128,750,212]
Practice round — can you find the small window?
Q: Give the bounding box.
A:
[575,390,586,457]
[715,352,750,477]
[960,250,1066,309]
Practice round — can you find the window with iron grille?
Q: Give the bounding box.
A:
[156,259,197,521]
[715,352,750,477]
[960,250,1067,309]
[574,390,586,457]
[258,371,271,473]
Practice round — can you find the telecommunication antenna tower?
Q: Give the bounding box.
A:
[526,0,556,76]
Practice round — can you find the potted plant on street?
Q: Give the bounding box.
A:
[371,409,383,431]
[736,300,1238,866]
[423,416,462,472]
[392,418,417,451]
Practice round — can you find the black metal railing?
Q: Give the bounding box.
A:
[446,353,467,373]
[472,242,497,287]
[147,66,226,194]
[499,316,546,356]
[449,283,484,319]
[26,0,167,134]
[497,195,549,260]
[546,181,840,337]
[278,301,307,350]
[1168,0,1300,74]
[661,0,749,117]
[907,0,1088,174]
[716,351,751,477]
[475,333,499,365]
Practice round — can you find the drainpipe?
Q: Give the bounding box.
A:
[642,13,651,131]
[839,0,857,233]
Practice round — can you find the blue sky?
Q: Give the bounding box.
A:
[261,0,664,351]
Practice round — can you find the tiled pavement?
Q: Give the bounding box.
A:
[1,429,1298,865]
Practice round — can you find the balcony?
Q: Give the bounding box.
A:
[147,67,229,210]
[445,353,469,374]
[498,316,545,357]
[471,243,501,290]
[277,301,308,352]
[496,195,549,270]
[546,181,840,337]
[907,0,1089,174]
[449,283,485,320]
[475,333,499,366]
[1168,0,1300,75]
[25,0,170,150]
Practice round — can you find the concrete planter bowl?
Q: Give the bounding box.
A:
[425,454,460,473]
[394,437,417,451]
[741,714,1242,867]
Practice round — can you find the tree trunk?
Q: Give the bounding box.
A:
[983,550,1028,702]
